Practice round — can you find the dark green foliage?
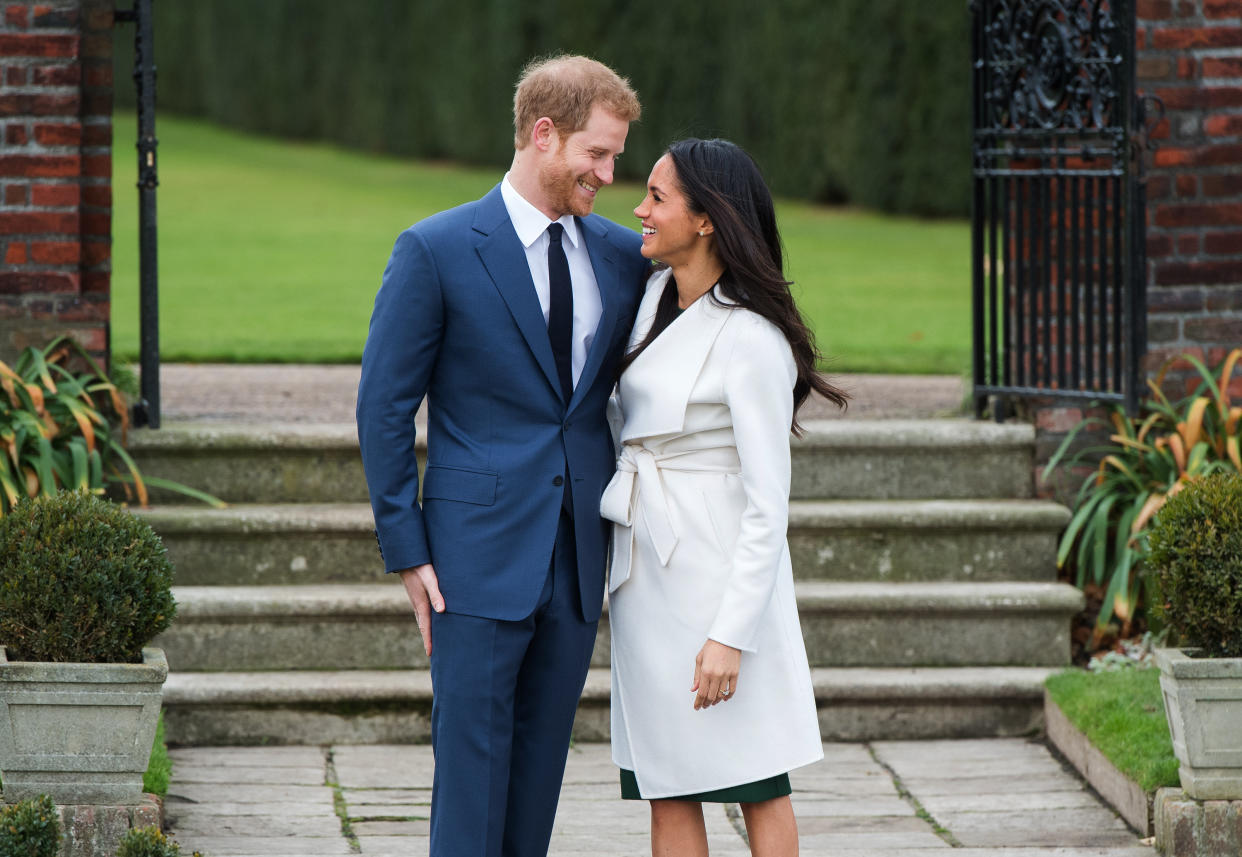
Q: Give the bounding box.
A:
[115,825,201,857]
[0,490,176,664]
[114,0,970,216]
[1148,473,1242,658]
[0,795,60,857]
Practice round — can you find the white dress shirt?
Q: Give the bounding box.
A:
[501,173,603,390]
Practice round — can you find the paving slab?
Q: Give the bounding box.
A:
[164,763,326,785]
[919,790,1105,814]
[160,739,1156,857]
[164,782,337,806]
[165,813,344,838]
[170,836,353,856]
[168,746,327,767]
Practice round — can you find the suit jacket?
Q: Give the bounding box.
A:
[356,183,648,623]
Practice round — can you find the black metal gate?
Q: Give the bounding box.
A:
[971,0,1155,418]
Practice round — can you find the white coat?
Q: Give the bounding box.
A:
[601,268,823,799]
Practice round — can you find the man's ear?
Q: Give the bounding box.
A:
[532,117,558,153]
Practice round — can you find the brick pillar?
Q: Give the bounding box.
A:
[0,0,111,364]
[1033,2,1242,501]
[1139,0,1242,397]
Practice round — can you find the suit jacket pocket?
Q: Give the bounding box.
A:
[422,465,498,506]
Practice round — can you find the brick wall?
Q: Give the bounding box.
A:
[1140,0,1242,397]
[0,0,111,364]
[1032,1,1242,501]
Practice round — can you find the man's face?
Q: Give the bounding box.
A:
[538,105,630,218]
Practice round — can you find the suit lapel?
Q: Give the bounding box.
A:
[570,217,620,413]
[473,186,563,402]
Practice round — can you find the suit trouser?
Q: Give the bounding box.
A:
[427,512,597,857]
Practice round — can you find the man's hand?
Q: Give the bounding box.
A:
[399,564,445,655]
[691,639,741,710]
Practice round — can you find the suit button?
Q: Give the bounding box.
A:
[553,476,564,486]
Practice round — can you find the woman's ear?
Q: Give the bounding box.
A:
[696,217,714,238]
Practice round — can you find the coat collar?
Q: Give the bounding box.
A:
[619,268,734,442]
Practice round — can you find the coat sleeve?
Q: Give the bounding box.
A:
[707,315,797,652]
[356,226,445,573]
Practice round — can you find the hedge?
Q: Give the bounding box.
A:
[114,0,971,216]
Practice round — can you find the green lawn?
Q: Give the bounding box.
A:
[1044,667,1179,793]
[111,113,970,372]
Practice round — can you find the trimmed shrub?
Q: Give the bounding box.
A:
[115,825,202,857]
[1148,473,1242,658]
[0,795,60,857]
[113,0,971,216]
[0,490,176,664]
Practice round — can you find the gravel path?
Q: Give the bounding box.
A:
[147,364,967,425]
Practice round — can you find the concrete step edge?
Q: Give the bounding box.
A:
[131,419,1034,454]
[162,666,1054,707]
[138,499,1071,533]
[169,581,1084,620]
[794,419,1034,449]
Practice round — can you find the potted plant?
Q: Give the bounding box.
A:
[1148,472,1242,800]
[0,490,175,806]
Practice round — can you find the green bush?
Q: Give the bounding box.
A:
[114,0,970,216]
[0,490,176,664]
[115,825,201,857]
[1148,473,1242,659]
[0,795,60,857]
[1046,348,1242,639]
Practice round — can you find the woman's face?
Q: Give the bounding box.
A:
[633,154,709,265]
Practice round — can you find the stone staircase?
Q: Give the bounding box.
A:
[131,419,1080,746]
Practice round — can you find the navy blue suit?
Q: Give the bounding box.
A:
[357,183,647,856]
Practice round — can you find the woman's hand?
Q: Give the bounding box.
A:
[691,639,741,710]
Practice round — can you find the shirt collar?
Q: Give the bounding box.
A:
[501,173,581,250]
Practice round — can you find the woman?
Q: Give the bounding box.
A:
[601,138,848,856]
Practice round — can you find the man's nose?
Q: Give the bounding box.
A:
[596,161,615,185]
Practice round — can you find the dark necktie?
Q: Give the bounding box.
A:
[546,223,574,403]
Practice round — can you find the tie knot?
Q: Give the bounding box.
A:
[547,222,564,245]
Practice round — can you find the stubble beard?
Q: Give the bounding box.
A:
[539,154,595,219]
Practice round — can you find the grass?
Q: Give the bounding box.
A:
[143,712,171,797]
[111,112,970,373]
[1044,667,1179,793]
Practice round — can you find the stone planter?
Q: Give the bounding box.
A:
[0,646,168,805]
[1155,647,1242,801]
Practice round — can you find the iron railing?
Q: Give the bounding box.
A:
[114,0,160,427]
[971,0,1151,418]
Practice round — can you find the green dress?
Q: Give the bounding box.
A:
[619,768,791,802]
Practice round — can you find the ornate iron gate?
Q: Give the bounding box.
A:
[970,0,1155,418]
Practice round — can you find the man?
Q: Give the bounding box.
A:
[356,55,647,857]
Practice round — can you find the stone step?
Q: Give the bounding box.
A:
[129,419,1036,504]
[138,498,1069,586]
[160,665,1056,746]
[156,581,1081,672]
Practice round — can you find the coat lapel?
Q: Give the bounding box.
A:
[619,269,734,441]
[472,185,563,401]
[570,216,620,413]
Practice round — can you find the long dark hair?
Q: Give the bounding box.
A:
[619,138,848,432]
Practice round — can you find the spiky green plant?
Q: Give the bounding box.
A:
[1046,348,1242,640]
[0,336,221,513]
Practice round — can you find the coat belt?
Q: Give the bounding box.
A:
[600,443,740,592]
